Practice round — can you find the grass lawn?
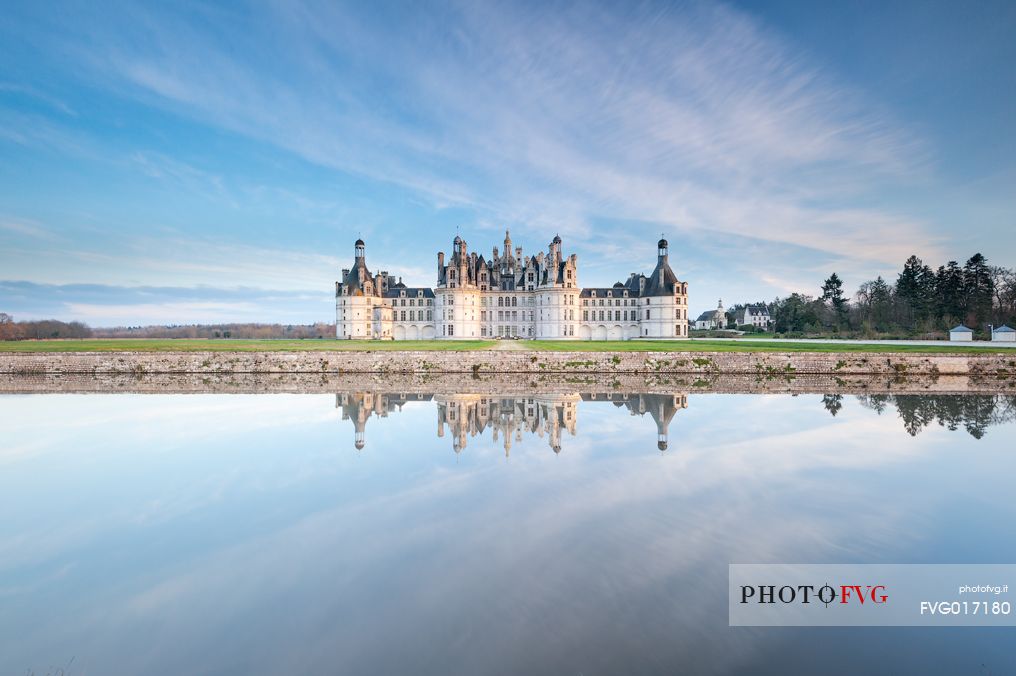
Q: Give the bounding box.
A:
[525,339,1009,354]
[0,338,1008,354]
[0,339,496,352]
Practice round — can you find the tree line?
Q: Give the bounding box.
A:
[730,252,1015,337]
[0,314,92,340]
[0,314,335,340]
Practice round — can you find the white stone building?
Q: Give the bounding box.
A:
[694,299,726,330]
[738,304,772,330]
[336,391,688,453]
[335,232,689,340]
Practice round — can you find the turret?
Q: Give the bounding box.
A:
[355,238,365,259]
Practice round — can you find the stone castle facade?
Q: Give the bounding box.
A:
[335,231,689,340]
[336,392,688,454]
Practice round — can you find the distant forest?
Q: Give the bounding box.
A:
[0,315,335,340]
[728,252,1016,338]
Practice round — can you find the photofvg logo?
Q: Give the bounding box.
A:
[740,583,888,607]
[729,564,1016,627]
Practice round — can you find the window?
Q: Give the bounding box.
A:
[400,311,406,321]
[615,311,620,321]
[498,297,504,307]
[427,310,433,320]
[645,309,650,319]
[599,310,604,321]
[511,297,517,307]
[448,325,454,336]
[583,310,588,320]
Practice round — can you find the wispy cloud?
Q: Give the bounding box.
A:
[4,0,1005,322]
[77,1,933,263]
[0,217,60,241]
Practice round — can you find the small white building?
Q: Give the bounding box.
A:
[694,299,726,330]
[738,304,772,330]
[992,325,1015,342]
[949,325,973,342]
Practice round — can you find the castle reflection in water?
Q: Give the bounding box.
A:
[336,392,688,455]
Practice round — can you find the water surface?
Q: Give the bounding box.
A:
[2,387,1015,675]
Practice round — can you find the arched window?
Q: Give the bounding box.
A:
[498,297,504,307]
[511,297,517,307]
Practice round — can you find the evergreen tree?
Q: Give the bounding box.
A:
[896,255,934,321]
[962,253,993,327]
[935,261,965,321]
[821,273,847,325]
[869,276,892,330]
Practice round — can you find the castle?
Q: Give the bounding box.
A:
[336,392,688,454]
[335,231,689,340]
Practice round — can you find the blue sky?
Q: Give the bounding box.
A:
[1,0,1014,326]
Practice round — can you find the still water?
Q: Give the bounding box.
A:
[2,386,1015,675]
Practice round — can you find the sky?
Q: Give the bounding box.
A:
[1,0,1014,326]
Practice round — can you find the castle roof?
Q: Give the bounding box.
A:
[695,310,723,322]
[579,286,635,298]
[339,255,373,295]
[643,256,679,296]
[383,287,435,299]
